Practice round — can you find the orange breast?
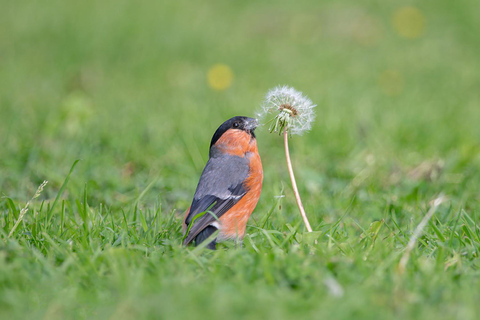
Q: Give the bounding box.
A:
[218,139,263,241]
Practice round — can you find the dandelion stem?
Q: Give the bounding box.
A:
[284,129,313,232]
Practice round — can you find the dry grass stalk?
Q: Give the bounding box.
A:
[8,180,48,238]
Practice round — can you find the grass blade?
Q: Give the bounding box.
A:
[47,159,81,223]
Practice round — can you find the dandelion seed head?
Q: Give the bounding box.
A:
[257,85,316,135]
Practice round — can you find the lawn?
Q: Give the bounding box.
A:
[1,0,480,319]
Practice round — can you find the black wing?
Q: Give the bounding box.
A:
[183,153,249,245]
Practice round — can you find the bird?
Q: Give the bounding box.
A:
[183,116,263,250]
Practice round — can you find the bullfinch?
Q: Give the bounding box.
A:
[183,116,263,250]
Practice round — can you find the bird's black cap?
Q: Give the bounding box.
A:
[210,116,258,148]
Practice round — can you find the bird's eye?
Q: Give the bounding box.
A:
[233,122,239,128]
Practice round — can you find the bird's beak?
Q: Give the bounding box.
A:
[244,118,259,131]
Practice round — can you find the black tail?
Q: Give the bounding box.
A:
[195,226,217,250]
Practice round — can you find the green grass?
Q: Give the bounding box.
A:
[1,0,480,319]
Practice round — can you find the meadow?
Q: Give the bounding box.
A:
[1,0,480,319]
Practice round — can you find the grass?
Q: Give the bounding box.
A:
[1,0,480,319]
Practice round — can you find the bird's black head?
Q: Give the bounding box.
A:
[210,116,259,148]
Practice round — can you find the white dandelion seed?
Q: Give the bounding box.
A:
[257,85,317,235]
[258,85,316,135]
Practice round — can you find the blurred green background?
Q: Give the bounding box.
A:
[2,0,479,207]
[1,0,480,319]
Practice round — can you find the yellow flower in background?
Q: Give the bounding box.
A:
[207,64,233,91]
[393,6,425,39]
